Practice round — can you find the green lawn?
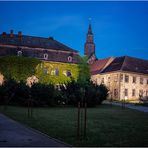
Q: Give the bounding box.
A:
[0,105,148,146]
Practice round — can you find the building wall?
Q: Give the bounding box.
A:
[0,73,4,85]
[91,71,148,101]
[0,56,79,85]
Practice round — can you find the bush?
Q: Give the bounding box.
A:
[30,83,55,106]
[59,79,109,107]
[0,78,109,107]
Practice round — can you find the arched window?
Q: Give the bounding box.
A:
[44,53,48,60]
[17,51,22,56]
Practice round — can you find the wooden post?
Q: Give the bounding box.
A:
[84,102,87,138]
[77,102,80,140]
[28,99,30,118]
[80,100,83,140]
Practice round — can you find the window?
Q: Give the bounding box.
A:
[125,89,128,96]
[51,68,59,76]
[67,70,71,77]
[114,75,118,82]
[101,78,104,84]
[132,89,136,96]
[108,77,110,83]
[140,78,143,84]
[114,89,118,98]
[44,53,48,60]
[125,75,129,83]
[68,56,73,62]
[63,70,72,77]
[133,77,136,83]
[44,68,48,75]
[55,68,59,76]
[139,90,143,97]
[120,74,123,82]
[17,51,22,56]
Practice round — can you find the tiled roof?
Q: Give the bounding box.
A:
[101,56,148,75]
[0,34,78,53]
[90,57,113,75]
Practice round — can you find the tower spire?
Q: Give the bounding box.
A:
[88,17,92,34]
[84,18,96,64]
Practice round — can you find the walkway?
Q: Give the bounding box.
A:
[0,113,69,147]
[104,101,148,113]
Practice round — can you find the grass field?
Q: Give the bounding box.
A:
[0,105,148,146]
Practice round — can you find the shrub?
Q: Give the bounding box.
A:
[59,79,109,107]
[30,83,55,106]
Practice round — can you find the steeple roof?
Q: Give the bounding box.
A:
[88,23,93,35]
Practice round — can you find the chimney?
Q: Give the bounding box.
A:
[2,32,6,37]
[10,30,14,37]
[48,37,54,40]
[18,31,22,38]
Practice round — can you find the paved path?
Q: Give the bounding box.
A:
[104,101,148,113]
[0,113,69,147]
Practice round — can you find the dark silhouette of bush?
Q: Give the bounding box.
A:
[59,79,109,107]
[30,83,55,106]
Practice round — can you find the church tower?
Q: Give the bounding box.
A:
[84,19,96,64]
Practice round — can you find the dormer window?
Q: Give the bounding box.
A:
[44,53,48,60]
[68,56,73,62]
[17,51,22,56]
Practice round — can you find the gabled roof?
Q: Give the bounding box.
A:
[101,56,148,75]
[90,57,113,75]
[0,34,78,53]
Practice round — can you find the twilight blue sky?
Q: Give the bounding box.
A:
[0,1,148,60]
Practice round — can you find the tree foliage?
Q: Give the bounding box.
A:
[0,56,40,81]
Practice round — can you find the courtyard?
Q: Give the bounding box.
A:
[0,104,148,146]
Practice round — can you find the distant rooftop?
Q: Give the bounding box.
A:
[101,56,148,75]
[0,31,78,53]
[90,57,113,75]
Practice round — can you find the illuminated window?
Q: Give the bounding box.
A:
[17,51,22,56]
